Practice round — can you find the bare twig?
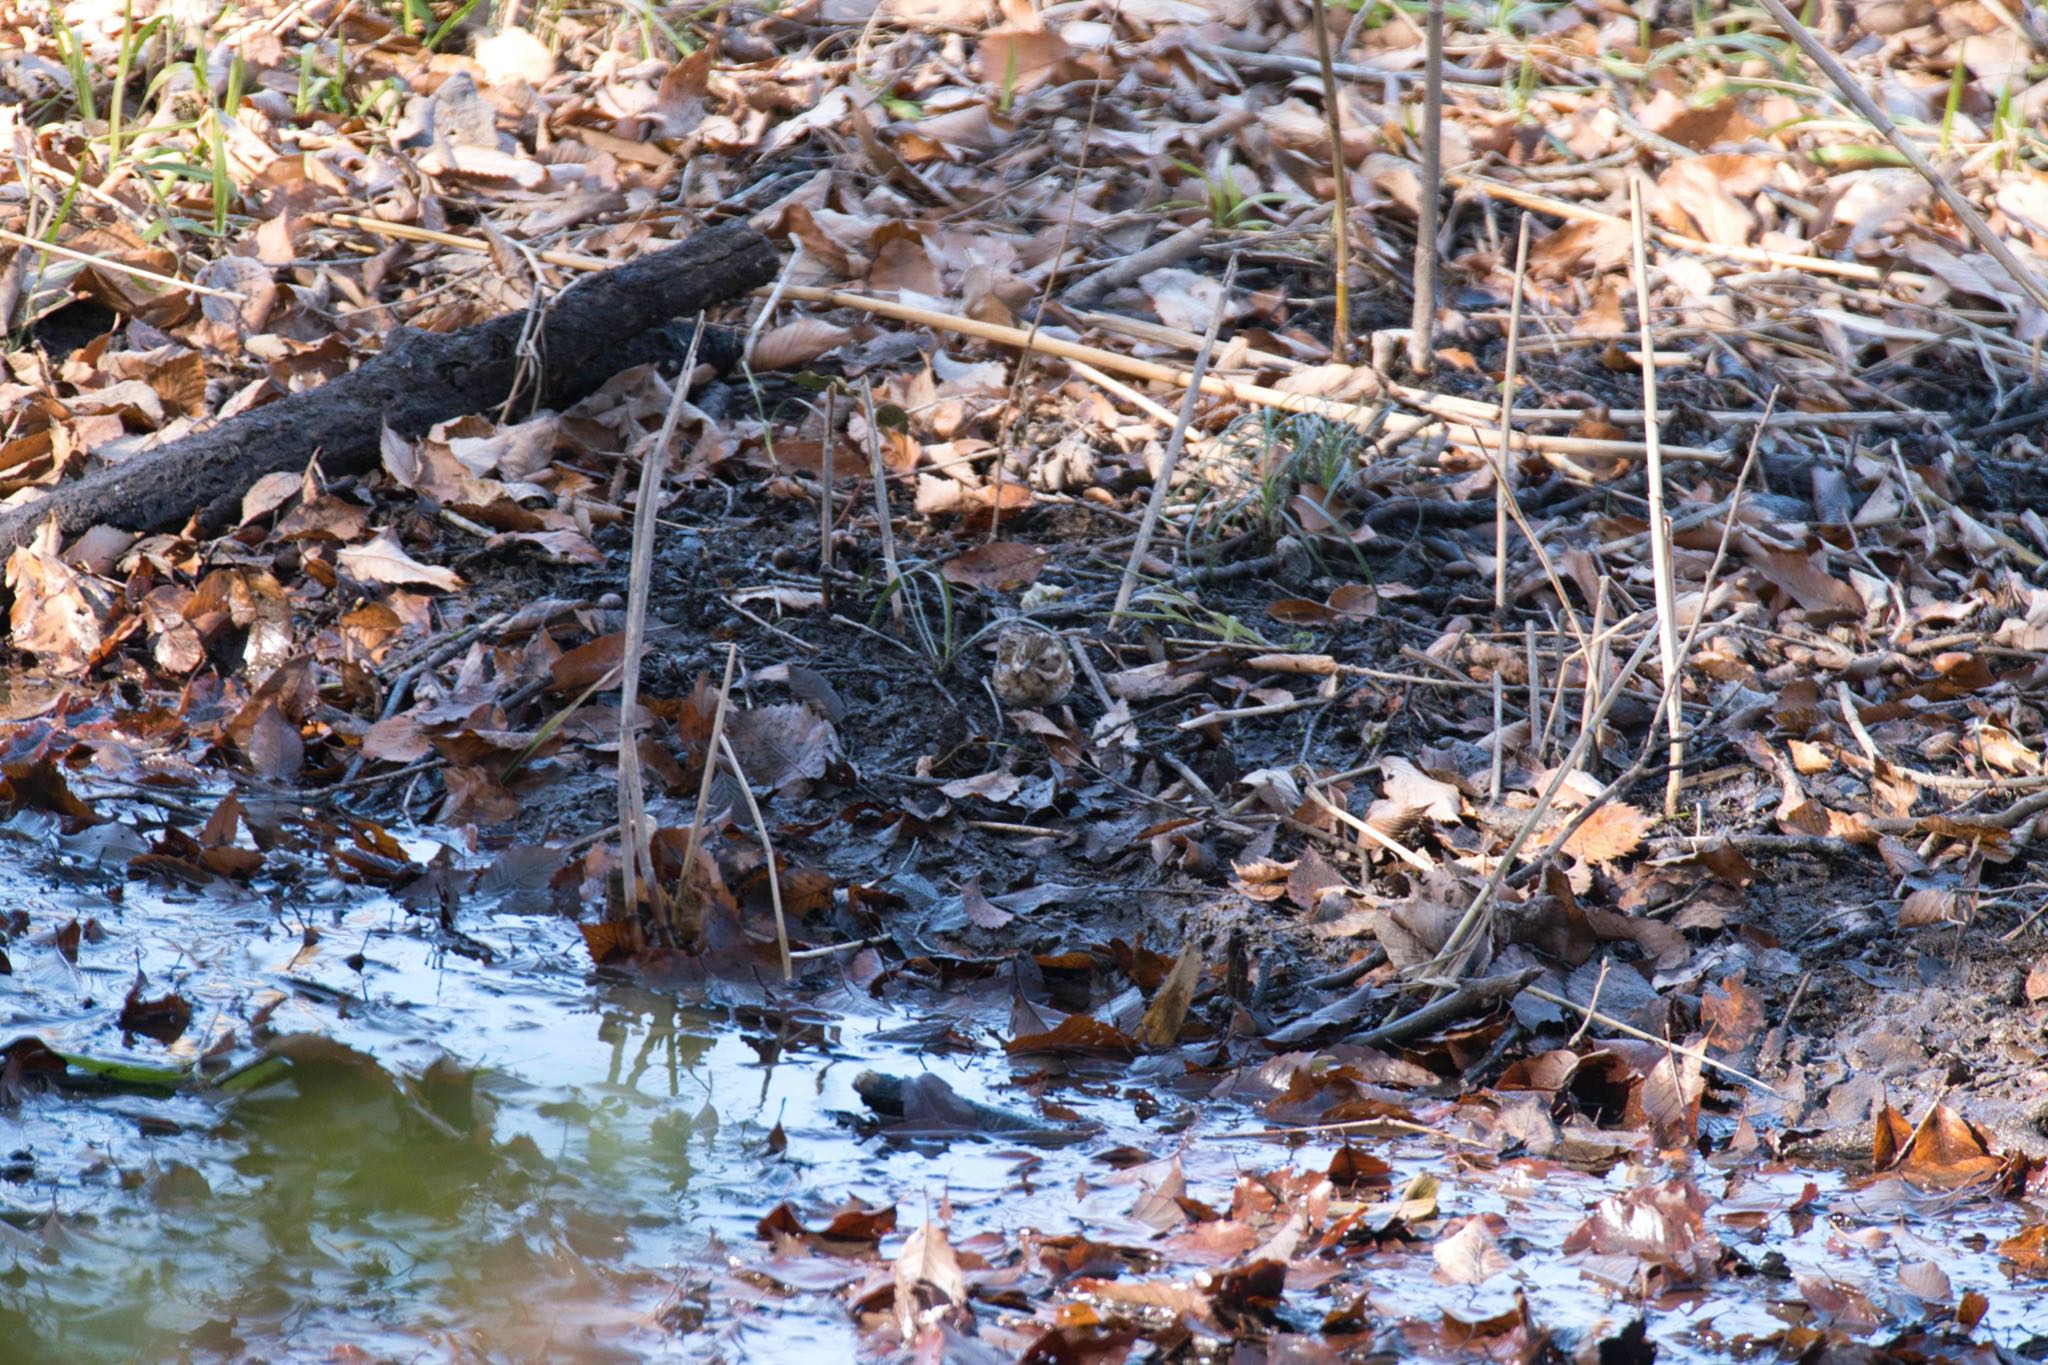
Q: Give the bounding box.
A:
[1428,626,1661,976]
[1305,784,1435,873]
[819,387,836,612]
[1356,967,1537,1047]
[1310,1,1353,361]
[0,224,247,301]
[775,285,1730,464]
[1112,254,1239,620]
[620,318,705,935]
[1525,986,1780,1095]
[1515,397,1777,884]
[1494,214,1531,621]
[1407,0,1444,373]
[1630,179,1685,818]
[719,731,791,982]
[675,644,741,944]
[1063,222,1213,309]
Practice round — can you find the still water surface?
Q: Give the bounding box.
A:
[2,811,2044,1361]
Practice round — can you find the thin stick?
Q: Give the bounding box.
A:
[1578,584,1607,764]
[324,211,616,271]
[674,644,740,943]
[0,225,247,301]
[1748,0,2048,316]
[1175,687,1322,730]
[1068,358,1182,425]
[719,731,791,981]
[859,380,905,630]
[819,387,836,614]
[1442,173,1938,289]
[772,284,1730,464]
[1430,627,1660,975]
[1630,178,1685,819]
[619,319,705,933]
[1112,255,1239,620]
[1520,397,1777,882]
[1525,622,1542,768]
[1488,671,1504,801]
[1305,785,1435,873]
[744,240,805,363]
[1524,986,1780,1095]
[787,935,891,962]
[1310,0,1353,362]
[1495,214,1531,619]
[1357,967,1537,1047]
[1407,0,1445,373]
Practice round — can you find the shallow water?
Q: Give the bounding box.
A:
[3,806,2046,1362]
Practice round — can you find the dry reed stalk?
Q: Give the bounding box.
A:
[1629,179,1685,818]
[1577,583,1608,763]
[1524,623,1541,767]
[675,643,741,943]
[1494,215,1531,619]
[719,732,791,981]
[776,284,1730,464]
[0,224,248,300]
[1407,0,1445,373]
[620,319,705,931]
[1112,255,1239,621]
[1067,358,1183,425]
[325,211,615,271]
[818,388,836,614]
[1429,625,1661,977]
[1304,785,1435,873]
[1487,213,1531,801]
[1488,672,1505,801]
[1310,0,1353,361]
[1521,396,1777,884]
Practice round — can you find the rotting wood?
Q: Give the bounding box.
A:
[0,222,778,555]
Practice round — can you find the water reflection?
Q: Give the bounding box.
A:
[0,904,733,1364]
[6,857,2047,1363]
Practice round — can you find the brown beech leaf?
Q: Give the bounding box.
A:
[1134,940,1201,1049]
[939,542,1045,591]
[959,877,1012,929]
[1561,802,1654,866]
[244,702,304,782]
[1433,1215,1514,1285]
[750,318,851,370]
[339,529,462,592]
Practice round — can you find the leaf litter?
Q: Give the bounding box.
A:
[5,0,2048,1356]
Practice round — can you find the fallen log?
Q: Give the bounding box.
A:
[0,221,779,552]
